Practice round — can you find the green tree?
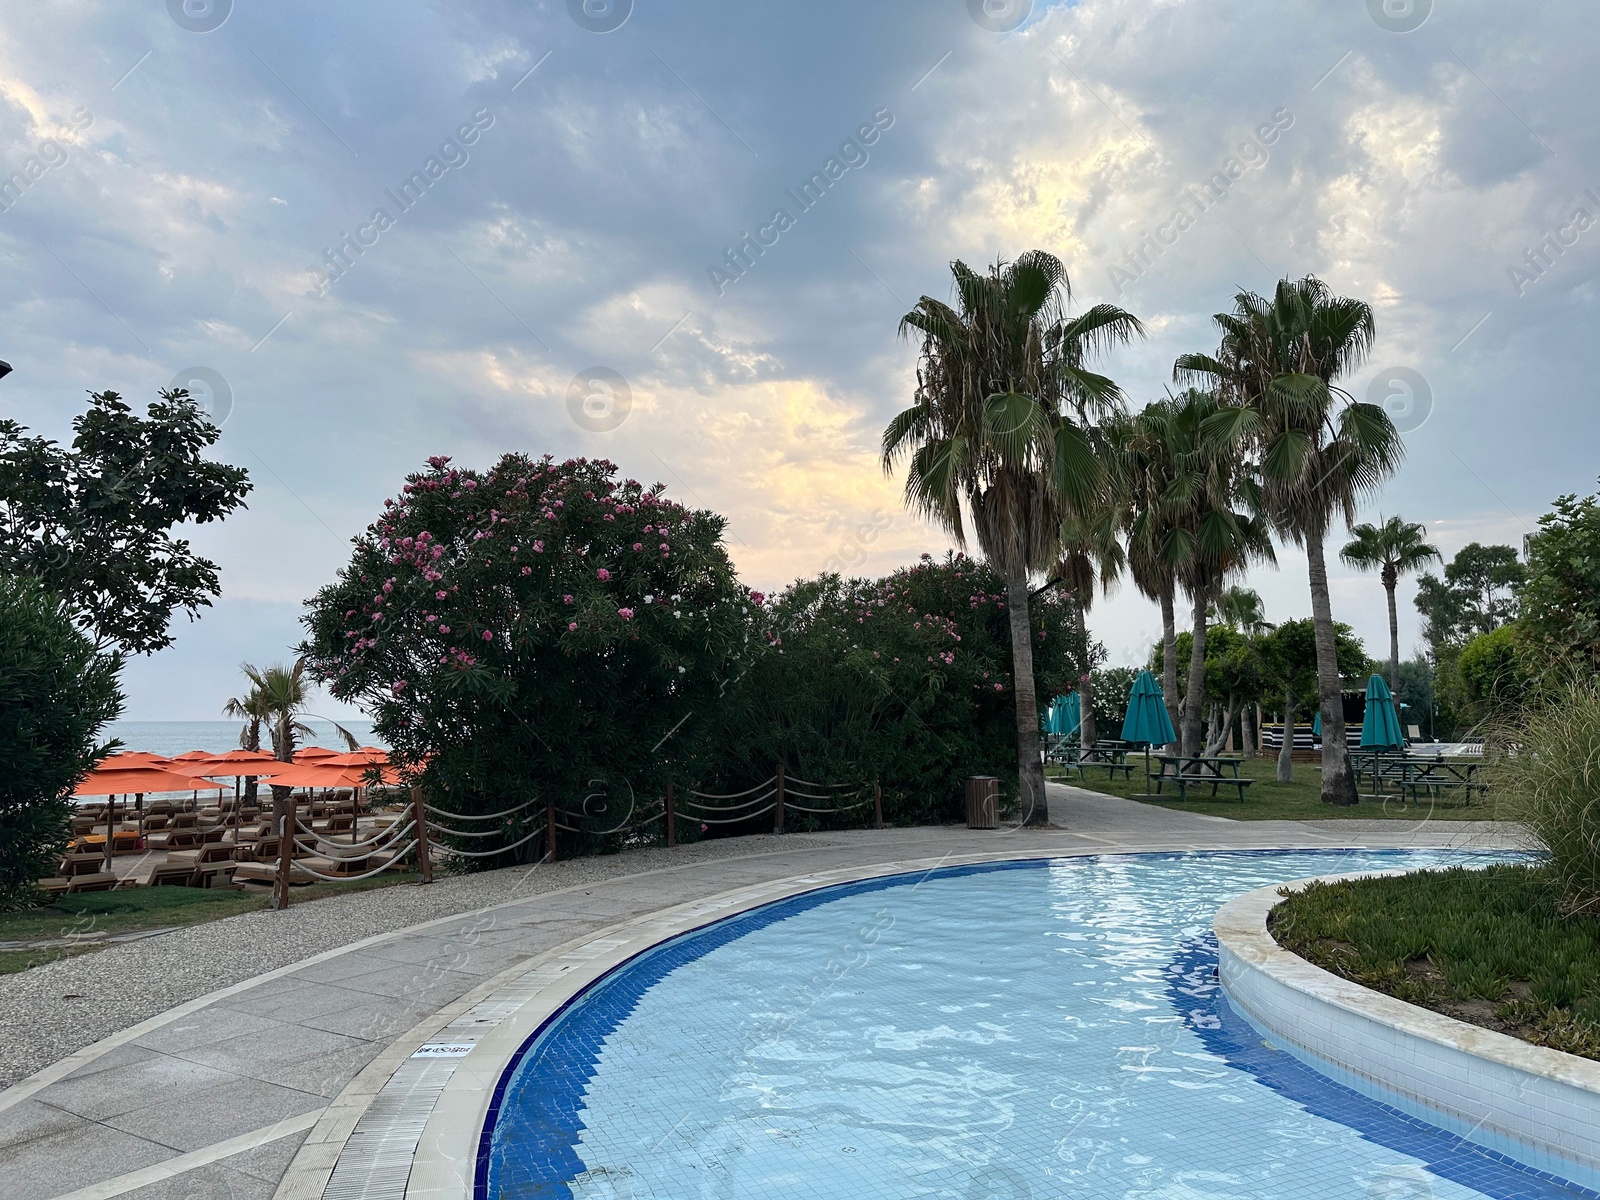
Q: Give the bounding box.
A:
[1340,515,1440,690]
[1091,665,1140,736]
[221,674,271,807]
[1210,585,1273,636]
[0,390,251,654]
[1157,625,1266,756]
[0,577,124,908]
[1456,624,1529,720]
[1519,486,1600,681]
[883,251,1143,823]
[1413,542,1525,654]
[302,454,755,857]
[1260,617,1367,782]
[1177,276,1403,805]
[1049,507,1123,749]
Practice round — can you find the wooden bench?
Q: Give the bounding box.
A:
[1147,773,1254,803]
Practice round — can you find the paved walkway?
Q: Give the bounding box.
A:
[0,786,1519,1200]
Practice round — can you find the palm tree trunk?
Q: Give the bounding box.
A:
[1072,598,1097,748]
[1277,689,1294,783]
[1306,530,1357,805]
[1005,571,1050,826]
[1180,589,1208,759]
[1159,580,1179,752]
[1385,578,1400,692]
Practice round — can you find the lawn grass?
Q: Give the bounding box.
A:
[0,873,416,975]
[1048,753,1505,821]
[1270,863,1600,1061]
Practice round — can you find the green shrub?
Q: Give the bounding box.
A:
[1493,678,1600,917]
[0,577,124,908]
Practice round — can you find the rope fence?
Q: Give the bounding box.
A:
[267,764,884,908]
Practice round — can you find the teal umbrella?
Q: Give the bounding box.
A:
[1121,670,1176,789]
[1059,692,1081,739]
[1312,710,1321,739]
[1360,674,1404,750]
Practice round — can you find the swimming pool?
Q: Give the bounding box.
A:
[481,849,1584,1200]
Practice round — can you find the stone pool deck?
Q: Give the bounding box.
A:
[0,785,1522,1200]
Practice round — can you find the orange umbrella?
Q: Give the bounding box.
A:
[75,766,225,796]
[251,761,402,789]
[294,746,341,762]
[97,751,172,769]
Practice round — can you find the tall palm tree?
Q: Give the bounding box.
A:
[1176,276,1403,805]
[1110,404,1183,746]
[1160,391,1276,759]
[884,251,1143,823]
[1341,515,1439,690]
[1050,505,1126,749]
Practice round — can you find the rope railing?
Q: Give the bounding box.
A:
[267,769,885,910]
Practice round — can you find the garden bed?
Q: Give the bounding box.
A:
[1269,863,1600,1060]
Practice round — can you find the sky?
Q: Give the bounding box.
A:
[2,0,1595,720]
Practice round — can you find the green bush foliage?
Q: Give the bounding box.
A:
[1521,484,1600,682]
[0,577,124,909]
[1271,863,1600,1060]
[300,455,756,857]
[713,553,1077,825]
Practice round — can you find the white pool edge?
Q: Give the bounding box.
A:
[1216,873,1600,1193]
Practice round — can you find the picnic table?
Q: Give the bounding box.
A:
[1351,751,1487,806]
[1146,755,1253,803]
[1059,741,1136,781]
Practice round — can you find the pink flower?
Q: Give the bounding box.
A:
[482,630,493,641]
[750,591,765,605]
[521,566,533,576]
[568,621,578,631]
[597,568,611,581]
[439,625,451,633]
[436,590,448,600]
[563,594,574,604]
[633,543,643,551]
[994,683,1003,691]
[532,540,544,553]
[618,608,634,619]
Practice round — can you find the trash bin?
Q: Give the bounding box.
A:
[964,776,998,829]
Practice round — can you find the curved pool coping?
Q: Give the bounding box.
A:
[272,845,1530,1200]
[1216,874,1600,1193]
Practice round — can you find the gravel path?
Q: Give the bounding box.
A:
[0,832,850,1089]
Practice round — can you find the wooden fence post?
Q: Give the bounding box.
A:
[873,781,884,830]
[773,763,785,835]
[411,787,432,884]
[665,782,676,848]
[273,794,296,910]
[546,799,557,862]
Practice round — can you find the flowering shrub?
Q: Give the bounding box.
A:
[301,455,754,850]
[706,552,1078,824]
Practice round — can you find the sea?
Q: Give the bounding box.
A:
[105,720,386,758]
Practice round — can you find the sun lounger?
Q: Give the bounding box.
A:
[35,876,71,897]
[148,862,199,887]
[67,872,118,893]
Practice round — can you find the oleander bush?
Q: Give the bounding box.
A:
[1271,863,1600,1060]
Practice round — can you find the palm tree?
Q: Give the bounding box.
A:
[1208,584,1273,753]
[1050,505,1126,749]
[884,251,1143,823]
[1176,276,1403,805]
[1210,585,1274,636]
[1341,515,1439,690]
[222,673,272,807]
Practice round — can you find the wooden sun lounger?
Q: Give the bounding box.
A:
[67,872,118,893]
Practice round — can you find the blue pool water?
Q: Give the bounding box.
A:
[483,850,1584,1200]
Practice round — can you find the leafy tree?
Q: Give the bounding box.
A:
[0,577,124,908]
[716,553,1078,823]
[1456,624,1530,720]
[0,390,251,654]
[1156,625,1266,757]
[1519,486,1600,681]
[1340,515,1440,689]
[1260,617,1367,782]
[301,454,754,857]
[1178,276,1403,805]
[883,251,1143,823]
[1414,542,1526,654]
[1395,655,1447,741]
[1048,508,1122,748]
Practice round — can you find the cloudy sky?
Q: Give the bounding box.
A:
[2,0,1595,720]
